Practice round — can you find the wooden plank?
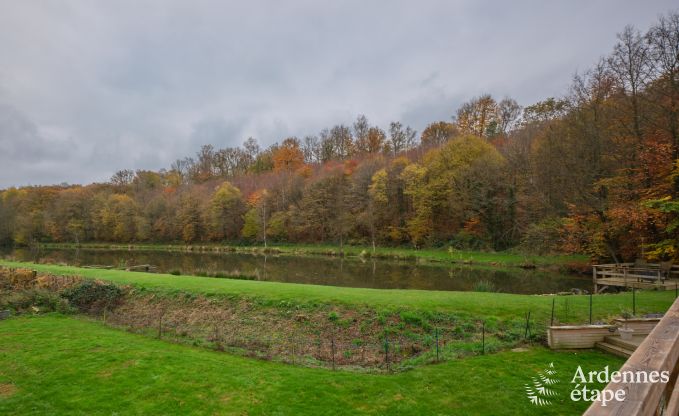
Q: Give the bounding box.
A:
[548,325,615,349]
[584,297,679,415]
[665,381,679,416]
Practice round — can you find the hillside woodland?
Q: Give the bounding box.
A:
[2,14,679,262]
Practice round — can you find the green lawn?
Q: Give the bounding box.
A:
[0,315,620,415]
[39,242,589,268]
[1,260,675,324]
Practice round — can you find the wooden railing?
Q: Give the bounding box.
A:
[583,296,679,415]
[593,263,679,281]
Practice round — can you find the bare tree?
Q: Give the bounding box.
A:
[647,12,679,159]
[302,135,320,164]
[607,25,651,142]
[496,97,521,135]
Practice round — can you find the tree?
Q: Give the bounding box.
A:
[243,137,261,165]
[273,137,305,172]
[455,94,498,137]
[368,169,389,248]
[421,135,509,248]
[647,12,679,161]
[301,135,320,164]
[496,98,521,135]
[421,121,458,147]
[401,163,432,247]
[110,169,135,190]
[352,115,386,154]
[388,122,417,154]
[178,193,203,243]
[193,144,217,182]
[209,181,245,240]
[100,194,137,242]
[242,189,269,246]
[329,125,354,159]
[352,114,370,151]
[608,25,651,142]
[365,127,386,153]
[522,97,568,124]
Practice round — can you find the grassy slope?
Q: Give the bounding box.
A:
[1,260,675,324]
[39,242,589,268]
[0,315,620,415]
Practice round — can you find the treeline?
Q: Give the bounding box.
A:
[1,13,678,261]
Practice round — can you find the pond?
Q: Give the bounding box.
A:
[0,247,591,295]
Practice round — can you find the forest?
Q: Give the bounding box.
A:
[1,13,678,263]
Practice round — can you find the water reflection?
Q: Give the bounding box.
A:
[0,246,590,295]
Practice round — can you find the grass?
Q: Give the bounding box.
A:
[38,241,589,268]
[0,314,621,415]
[1,260,675,324]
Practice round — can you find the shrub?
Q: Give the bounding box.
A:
[0,289,74,314]
[62,280,123,312]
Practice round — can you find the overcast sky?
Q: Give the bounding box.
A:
[0,1,676,188]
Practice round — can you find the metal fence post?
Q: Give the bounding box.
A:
[384,333,390,372]
[550,298,555,326]
[435,327,439,362]
[481,321,485,355]
[157,309,164,339]
[524,311,531,340]
[331,330,336,371]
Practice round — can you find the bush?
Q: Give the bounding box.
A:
[0,289,74,314]
[62,280,123,312]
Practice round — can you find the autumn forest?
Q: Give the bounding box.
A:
[2,13,678,263]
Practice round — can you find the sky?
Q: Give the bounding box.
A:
[0,0,676,188]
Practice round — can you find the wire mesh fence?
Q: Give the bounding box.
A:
[1,266,676,372]
[105,306,550,372]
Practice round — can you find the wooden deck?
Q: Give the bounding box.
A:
[584,296,679,415]
[593,263,679,293]
[595,277,679,291]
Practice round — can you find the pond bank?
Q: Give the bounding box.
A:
[36,242,591,272]
[3,246,590,294]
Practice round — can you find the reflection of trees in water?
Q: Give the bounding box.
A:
[2,247,589,294]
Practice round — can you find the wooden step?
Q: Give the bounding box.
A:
[595,341,634,358]
[603,335,639,351]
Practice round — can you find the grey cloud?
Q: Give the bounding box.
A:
[0,0,676,188]
[189,117,250,152]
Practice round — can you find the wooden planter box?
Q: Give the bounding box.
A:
[548,325,615,349]
[612,318,661,335]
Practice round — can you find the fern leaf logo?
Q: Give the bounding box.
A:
[525,362,560,406]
